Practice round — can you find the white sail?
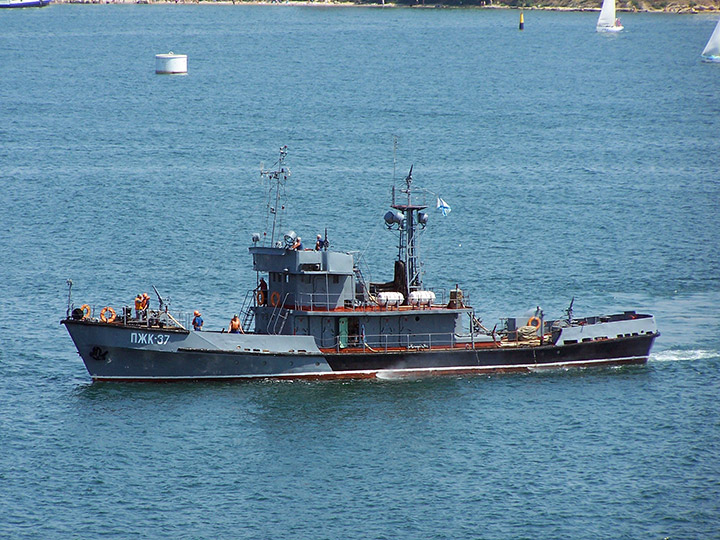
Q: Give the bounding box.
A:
[597,0,617,30]
[702,18,720,58]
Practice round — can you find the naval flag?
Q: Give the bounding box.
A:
[436,196,451,217]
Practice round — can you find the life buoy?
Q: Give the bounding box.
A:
[270,291,281,307]
[256,290,266,306]
[527,316,541,329]
[100,306,116,323]
[80,304,91,319]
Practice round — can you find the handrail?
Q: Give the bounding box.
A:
[260,289,470,313]
[330,331,460,353]
[74,304,191,330]
[268,292,291,334]
[294,291,343,310]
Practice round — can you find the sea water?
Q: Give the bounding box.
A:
[0,5,719,539]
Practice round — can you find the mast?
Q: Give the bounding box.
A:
[386,165,428,297]
[392,135,397,188]
[260,146,291,247]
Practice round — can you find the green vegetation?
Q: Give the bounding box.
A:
[330,0,718,9]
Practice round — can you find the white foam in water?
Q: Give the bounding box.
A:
[375,371,409,380]
[650,349,719,363]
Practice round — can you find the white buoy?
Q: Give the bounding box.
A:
[155,52,187,75]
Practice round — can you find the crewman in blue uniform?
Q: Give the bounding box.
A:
[192,310,203,331]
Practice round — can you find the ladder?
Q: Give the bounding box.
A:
[239,289,256,331]
[353,266,369,302]
[268,292,291,335]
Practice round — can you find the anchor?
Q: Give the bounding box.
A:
[90,346,108,362]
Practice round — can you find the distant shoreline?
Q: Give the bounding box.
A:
[52,0,720,13]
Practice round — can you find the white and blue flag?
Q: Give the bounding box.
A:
[436,196,451,217]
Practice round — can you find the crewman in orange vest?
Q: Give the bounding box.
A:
[134,294,143,319]
[228,314,243,334]
[138,292,150,321]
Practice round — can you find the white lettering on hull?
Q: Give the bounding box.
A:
[130,332,170,346]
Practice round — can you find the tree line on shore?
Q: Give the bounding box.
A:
[59,0,720,11]
[376,0,717,10]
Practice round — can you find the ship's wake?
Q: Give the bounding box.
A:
[650,349,719,363]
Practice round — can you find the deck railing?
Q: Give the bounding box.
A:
[251,288,466,312]
[75,304,191,330]
[326,331,461,352]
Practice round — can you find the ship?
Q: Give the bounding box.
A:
[0,0,51,8]
[62,147,658,382]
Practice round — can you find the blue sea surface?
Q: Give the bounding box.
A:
[1,4,719,539]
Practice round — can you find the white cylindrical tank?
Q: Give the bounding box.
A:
[377,291,404,307]
[409,291,436,307]
[155,52,187,75]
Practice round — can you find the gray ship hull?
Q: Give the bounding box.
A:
[60,150,660,383]
[63,319,657,382]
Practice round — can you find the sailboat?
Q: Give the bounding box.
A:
[701,18,720,62]
[596,0,623,33]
